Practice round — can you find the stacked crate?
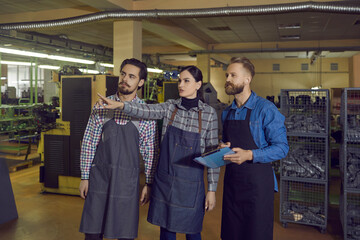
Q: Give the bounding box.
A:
[340,88,360,240]
[279,89,329,233]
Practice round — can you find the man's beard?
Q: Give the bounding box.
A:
[118,82,136,95]
[225,82,244,95]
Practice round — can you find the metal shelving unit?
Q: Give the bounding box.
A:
[339,88,360,240]
[0,104,38,155]
[280,89,329,233]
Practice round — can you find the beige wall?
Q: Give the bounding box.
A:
[351,54,360,87]
[250,58,349,99]
[210,67,234,104]
[209,57,350,104]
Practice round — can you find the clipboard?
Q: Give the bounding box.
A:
[193,147,235,168]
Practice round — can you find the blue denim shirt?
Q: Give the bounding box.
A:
[221,91,289,192]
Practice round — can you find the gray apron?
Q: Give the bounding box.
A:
[79,111,140,239]
[147,108,205,234]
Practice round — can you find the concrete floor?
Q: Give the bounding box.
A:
[0,165,344,240]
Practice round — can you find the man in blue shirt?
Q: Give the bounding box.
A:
[220,57,289,240]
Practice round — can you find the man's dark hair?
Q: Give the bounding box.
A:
[230,57,255,79]
[120,58,148,81]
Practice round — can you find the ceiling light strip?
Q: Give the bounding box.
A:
[0,47,95,65]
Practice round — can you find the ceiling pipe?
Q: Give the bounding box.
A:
[189,46,360,55]
[0,1,359,30]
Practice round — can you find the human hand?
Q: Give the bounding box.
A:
[97,93,124,109]
[79,180,89,199]
[219,142,230,149]
[140,185,151,206]
[205,191,216,211]
[223,148,253,165]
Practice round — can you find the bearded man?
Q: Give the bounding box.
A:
[219,57,289,240]
[78,58,158,240]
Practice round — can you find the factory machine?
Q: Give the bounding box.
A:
[38,74,118,195]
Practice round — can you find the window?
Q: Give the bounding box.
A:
[301,63,309,71]
[272,64,280,71]
[330,63,338,71]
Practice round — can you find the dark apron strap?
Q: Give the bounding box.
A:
[198,110,202,134]
[168,107,178,126]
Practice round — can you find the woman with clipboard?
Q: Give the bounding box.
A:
[97,65,219,240]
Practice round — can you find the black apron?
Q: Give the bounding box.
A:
[221,109,274,240]
[147,108,205,234]
[79,114,140,239]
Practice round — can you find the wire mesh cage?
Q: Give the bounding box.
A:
[340,88,360,239]
[280,180,327,232]
[341,190,360,240]
[281,136,328,181]
[280,89,329,135]
[343,144,360,190]
[341,88,360,143]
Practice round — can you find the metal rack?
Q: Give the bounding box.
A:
[280,89,329,233]
[339,88,360,240]
[0,104,38,155]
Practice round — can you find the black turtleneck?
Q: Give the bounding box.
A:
[181,96,199,110]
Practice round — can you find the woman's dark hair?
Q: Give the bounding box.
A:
[180,65,204,101]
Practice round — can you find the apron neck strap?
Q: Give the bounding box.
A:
[168,107,179,126]
[245,108,252,121]
[198,111,202,133]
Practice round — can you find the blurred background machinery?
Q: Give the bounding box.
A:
[38,74,118,195]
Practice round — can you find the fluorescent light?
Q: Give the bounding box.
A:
[147,68,163,73]
[0,60,34,66]
[280,35,300,40]
[79,69,99,74]
[311,86,322,90]
[39,65,60,70]
[0,47,48,58]
[0,47,95,65]
[99,64,163,73]
[47,55,94,64]
[278,23,301,30]
[100,63,114,68]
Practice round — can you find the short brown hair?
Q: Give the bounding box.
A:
[230,57,255,78]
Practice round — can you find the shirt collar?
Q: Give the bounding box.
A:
[174,98,206,111]
[230,91,257,110]
[114,93,142,103]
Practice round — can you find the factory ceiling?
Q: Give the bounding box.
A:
[0,0,359,67]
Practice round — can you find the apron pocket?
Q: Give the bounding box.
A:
[111,167,138,198]
[170,177,199,208]
[89,164,109,193]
